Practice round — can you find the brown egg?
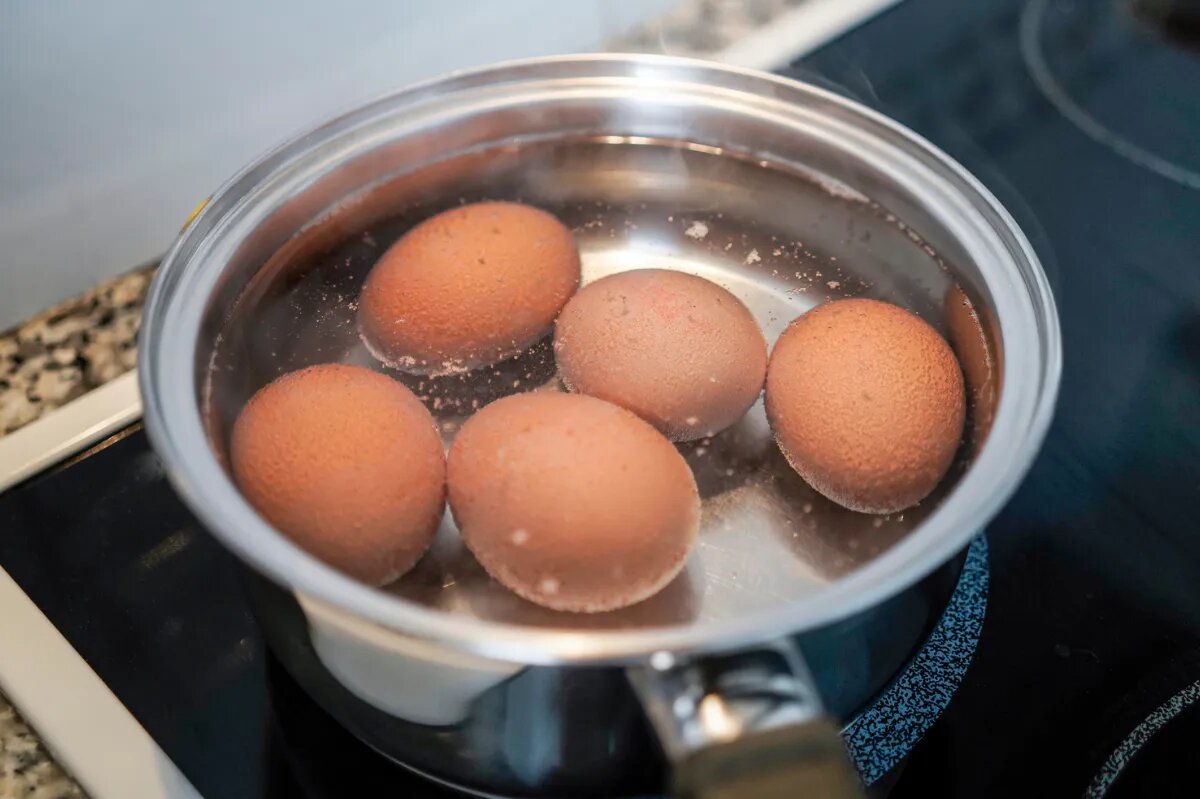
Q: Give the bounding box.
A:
[358,202,580,374]
[447,392,700,613]
[765,298,965,514]
[554,269,767,441]
[230,364,446,585]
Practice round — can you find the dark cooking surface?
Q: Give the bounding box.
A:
[791,0,1200,795]
[0,423,986,797]
[1,0,1199,796]
[0,426,459,798]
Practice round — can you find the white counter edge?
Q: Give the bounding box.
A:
[0,370,142,495]
[712,0,901,70]
[0,566,201,799]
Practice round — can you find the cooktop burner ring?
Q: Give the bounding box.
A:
[843,535,988,785]
[1085,677,1200,797]
[1021,0,1200,190]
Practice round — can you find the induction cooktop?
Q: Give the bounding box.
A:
[2,0,1198,796]
[792,0,1200,795]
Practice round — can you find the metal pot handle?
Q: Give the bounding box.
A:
[628,641,864,799]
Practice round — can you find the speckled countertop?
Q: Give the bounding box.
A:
[0,265,152,799]
[0,268,151,437]
[608,0,810,55]
[0,706,85,799]
[0,3,811,795]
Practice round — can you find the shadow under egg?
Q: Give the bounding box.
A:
[760,445,948,581]
[350,335,560,431]
[386,523,700,629]
[678,401,776,501]
[463,565,700,629]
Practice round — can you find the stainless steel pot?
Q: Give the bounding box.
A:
[139,55,1060,797]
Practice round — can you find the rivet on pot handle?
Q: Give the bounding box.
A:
[628,642,864,799]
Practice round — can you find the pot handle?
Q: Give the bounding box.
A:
[628,641,864,799]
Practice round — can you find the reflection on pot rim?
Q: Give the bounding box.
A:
[139,54,1060,665]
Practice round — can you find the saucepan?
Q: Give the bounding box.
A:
[139,55,1060,797]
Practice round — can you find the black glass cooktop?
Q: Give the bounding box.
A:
[2,0,1199,796]
[792,0,1200,795]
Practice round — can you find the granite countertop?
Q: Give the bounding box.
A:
[0,2,811,795]
[0,266,152,799]
[0,268,151,437]
[0,707,85,799]
[608,0,809,55]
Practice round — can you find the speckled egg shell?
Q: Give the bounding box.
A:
[358,202,580,374]
[230,363,446,585]
[447,391,700,613]
[554,269,767,441]
[765,298,965,514]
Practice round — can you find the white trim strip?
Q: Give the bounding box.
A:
[0,370,142,494]
[0,566,202,799]
[712,0,902,70]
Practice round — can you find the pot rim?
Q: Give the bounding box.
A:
[140,53,1061,666]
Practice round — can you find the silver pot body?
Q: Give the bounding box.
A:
[247,554,964,796]
[140,56,1060,797]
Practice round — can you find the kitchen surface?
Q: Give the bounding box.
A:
[2,0,1199,796]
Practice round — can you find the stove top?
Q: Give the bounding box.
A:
[0,423,989,797]
[791,0,1200,794]
[3,0,1199,796]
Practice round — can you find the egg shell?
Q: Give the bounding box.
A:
[765,298,966,514]
[230,363,446,585]
[358,201,580,374]
[554,269,767,441]
[447,392,700,613]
